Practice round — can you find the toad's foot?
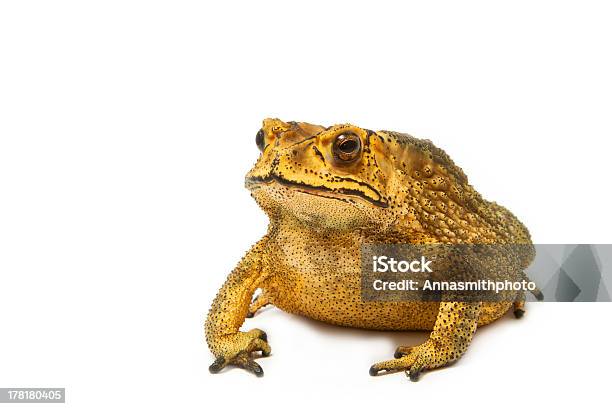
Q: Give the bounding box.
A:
[208,329,271,377]
[369,301,481,381]
[369,341,443,381]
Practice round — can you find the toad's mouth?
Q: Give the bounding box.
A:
[246,174,388,208]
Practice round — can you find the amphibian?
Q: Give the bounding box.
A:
[205,118,540,381]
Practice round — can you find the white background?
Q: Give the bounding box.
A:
[1,1,611,408]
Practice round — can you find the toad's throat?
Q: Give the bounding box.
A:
[246,174,388,208]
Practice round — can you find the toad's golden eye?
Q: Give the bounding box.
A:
[333,132,361,162]
[256,129,265,152]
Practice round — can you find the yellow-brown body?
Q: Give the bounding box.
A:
[205,119,536,380]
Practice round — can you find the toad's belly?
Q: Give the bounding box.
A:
[263,270,512,330]
[263,267,439,330]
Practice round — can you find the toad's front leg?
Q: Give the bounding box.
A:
[205,238,272,377]
[370,302,481,381]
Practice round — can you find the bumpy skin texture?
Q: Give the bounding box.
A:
[206,118,536,380]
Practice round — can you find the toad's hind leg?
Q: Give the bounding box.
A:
[513,272,544,318]
[246,290,272,318]
[513,291,526,318]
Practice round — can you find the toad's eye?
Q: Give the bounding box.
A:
[256,129,266,151]
[333,132,361,162]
